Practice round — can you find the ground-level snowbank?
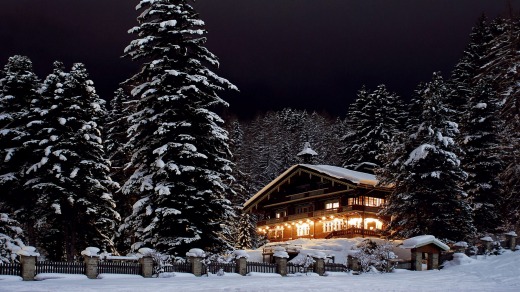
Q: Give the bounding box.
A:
[1,250,519,291]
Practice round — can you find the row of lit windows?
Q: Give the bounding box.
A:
[273,197,384,218]
[347,197,385,207]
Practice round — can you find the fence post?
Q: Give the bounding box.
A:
[480,236,493,253]
[186,248,206,277]
[505,232,517,251]
[233,250,249,276]
[139,256,154,278]
[274,256,287,276]
[347,255,360,272]
[17,246,39,281]
[313,257,325,276]
[81,247,100,279]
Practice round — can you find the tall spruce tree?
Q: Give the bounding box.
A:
[380,73,475,241]
[25,63,119,260]
[121,0,238,255]
[461,80,504,234]
[448,15,493,118]
[341,85,405,169]
[0,56,40,213]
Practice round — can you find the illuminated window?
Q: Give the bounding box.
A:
[348,197,385,207]
[323,219,343,232]
[275,210,286,218]
[348,197,361,205]
[297,223,310,236]
[364,197,385,207]
[325,201,339,210]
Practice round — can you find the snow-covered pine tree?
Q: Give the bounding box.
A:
[341,86,368,168]
[25,63,119,260]
[380,73,475,241]
[105,88,137,254]
[235,212,256,250]
[105,88,134,187]
[0,212,25,263]
[448,15,493,119]
[0,55,40,213]
[461,80,504,234]
[341,85,405,169]
[121,0,238,255]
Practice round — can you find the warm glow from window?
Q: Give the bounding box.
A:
[323,218,343,232]
[325,201,340,209]
[296,223,310,236]
[348,197,385,207]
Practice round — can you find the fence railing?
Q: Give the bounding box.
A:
[324,262,348,272]
[204,262,237,275]
[0,263,21,276]
[36,261,84,274]
[246,262,276,273]
[98,261,141,275]
[162,262,191,273]
[286,262,313,274]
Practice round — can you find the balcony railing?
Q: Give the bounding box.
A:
[257,205,382,226]
[325,227,380,239]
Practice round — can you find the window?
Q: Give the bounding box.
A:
[325,200,339,210]
[296,205,311,214]
[364,197,384,207]
[348,197,385,207]
[348,197,361,205]
[275,210,286,218]
[323,219,343,232]
[297,223,310,236]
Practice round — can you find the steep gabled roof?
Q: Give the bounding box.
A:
[243,164,383,212]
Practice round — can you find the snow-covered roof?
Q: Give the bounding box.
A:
[400,235,450,251]
[301,164,378,186]
[243,164,383,211]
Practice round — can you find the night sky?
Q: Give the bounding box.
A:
[1,0,518,119]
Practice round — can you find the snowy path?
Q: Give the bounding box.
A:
[1,251,519,292]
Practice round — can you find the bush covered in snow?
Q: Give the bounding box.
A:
[350,239,397,273]
[0,213,25,263]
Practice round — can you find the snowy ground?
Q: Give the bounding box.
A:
[1,239,520,291]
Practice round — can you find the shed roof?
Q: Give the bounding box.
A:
[400,235,450,251]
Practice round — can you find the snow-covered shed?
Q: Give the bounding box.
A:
[400,235,450,271]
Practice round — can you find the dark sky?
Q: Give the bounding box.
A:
[1,1,518,119]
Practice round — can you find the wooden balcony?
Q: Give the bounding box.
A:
[257,204,382,226]
[325,227,381,239]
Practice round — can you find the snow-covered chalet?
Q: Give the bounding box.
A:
[243,164,393,242]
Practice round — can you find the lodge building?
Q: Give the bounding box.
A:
[243,163,393,242]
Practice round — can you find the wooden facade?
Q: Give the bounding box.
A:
[243,164,393,242]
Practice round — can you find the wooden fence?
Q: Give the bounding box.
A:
[0,263,21,276]
[36,261,84,274]
[204,262,237,275]
[324,262,348,272]
[246,262,276,273]
[286,262,313,274]
[98,261,141,275]
[162,262,191,273]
